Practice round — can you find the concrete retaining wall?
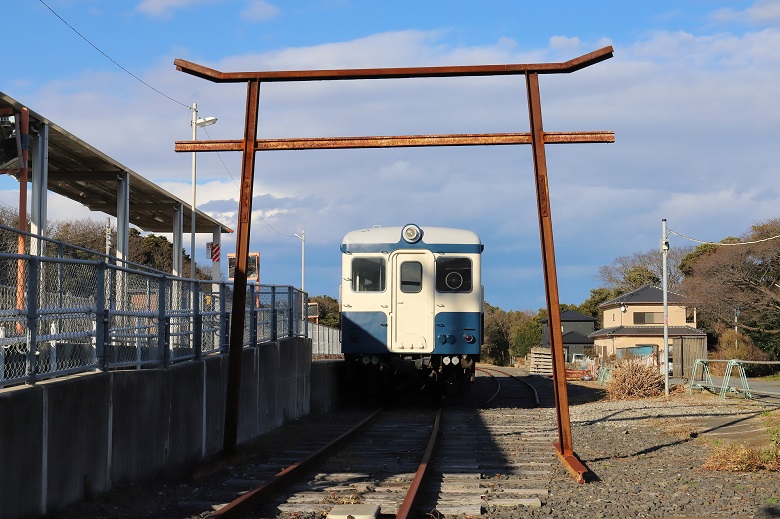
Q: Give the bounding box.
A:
[0,337,320,519]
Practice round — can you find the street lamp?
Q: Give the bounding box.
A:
[191,102,217,279]
[293,230,305,291]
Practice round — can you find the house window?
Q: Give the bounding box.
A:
[633,312,663,325]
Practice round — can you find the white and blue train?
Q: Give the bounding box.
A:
[340,224,484,394]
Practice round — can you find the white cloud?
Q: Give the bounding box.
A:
[241,0,280,22]
[7,22,780,308]
[711,0,780,25]
[136,0,212,17]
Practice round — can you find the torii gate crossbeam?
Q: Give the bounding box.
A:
[174,46,614,483]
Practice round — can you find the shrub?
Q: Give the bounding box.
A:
[709,329,773,377]
[606,358,664,400]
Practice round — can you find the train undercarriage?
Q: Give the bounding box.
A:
[344,352,478,400]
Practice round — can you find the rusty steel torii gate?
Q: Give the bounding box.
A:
[174,46,614,483]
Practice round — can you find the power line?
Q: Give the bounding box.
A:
[37,0,191,110]
[37,1,298,240]
[199,127,295,237]
[669,229,780,246]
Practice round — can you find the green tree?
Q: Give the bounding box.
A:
[680,218,780,359]
[510,313,542,360]
[309,295,340,328]
[482,302,511,365]
[597,246,693,292]
[577,287,619,329]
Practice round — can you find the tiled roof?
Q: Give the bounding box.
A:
[561,330,595,345]
[539,309,596,324]
[598,284,689,308]
[589,325,706,339]
[542,330,595,346]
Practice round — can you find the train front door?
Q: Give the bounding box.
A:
[390,251,435,353]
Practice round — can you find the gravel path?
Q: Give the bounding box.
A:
[489,391,780,519]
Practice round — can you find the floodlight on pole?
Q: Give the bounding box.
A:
[293,230,305,291]
[191,102,217,279]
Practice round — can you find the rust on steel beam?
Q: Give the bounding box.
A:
[173,47,613,480]
[174,131,614,153]
[222,78,261,456]
[527,72,586,483]
[174,46,613,83]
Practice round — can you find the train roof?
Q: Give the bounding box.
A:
[341,224,483,254]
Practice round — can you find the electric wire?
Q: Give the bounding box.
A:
[669,229,780,246]
[37,0,298,239]
[37,0,191,110]
[198,127,300,239]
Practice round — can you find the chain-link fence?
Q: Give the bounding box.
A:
[0,224,308,388]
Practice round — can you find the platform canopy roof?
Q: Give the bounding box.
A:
[0,91,232,234]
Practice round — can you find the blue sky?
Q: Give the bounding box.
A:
[2,0,780,312]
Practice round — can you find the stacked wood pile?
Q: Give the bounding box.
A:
[528,347,552,376]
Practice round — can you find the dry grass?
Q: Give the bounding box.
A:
[647,417,701,440]
[606,359,665,400]
[702,442,780,472]
[702,409,780,472]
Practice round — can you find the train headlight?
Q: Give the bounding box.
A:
[371,355,379,365]
[442,356,451,366]
[362,355,371,365]
[445,271,464,290]
[401,224,422,244]
[451,356,460,366]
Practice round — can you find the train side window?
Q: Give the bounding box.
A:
[400,261,422,293]
[436,257,472,293]
[352,257,386,292]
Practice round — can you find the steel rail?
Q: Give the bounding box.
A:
[207,407,384,518]
[395,405,443,519]
[476,366,503,406]
[477,366,541,408]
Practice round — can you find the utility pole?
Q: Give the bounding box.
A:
[661,219,670,397]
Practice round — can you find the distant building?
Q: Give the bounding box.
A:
[540,310,596,362]
[589,284,707,376]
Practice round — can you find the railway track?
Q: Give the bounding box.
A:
[52,367,561,518]
[191,367,558,518]
[413,367,556,517]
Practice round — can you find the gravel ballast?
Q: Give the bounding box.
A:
[497,393,780,519]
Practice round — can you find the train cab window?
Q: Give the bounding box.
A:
[436,257,472,293]
[351,257,386,292]
[400,261,423,293]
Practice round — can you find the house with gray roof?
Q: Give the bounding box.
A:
[541,310,596,362]
[589,284,707,376]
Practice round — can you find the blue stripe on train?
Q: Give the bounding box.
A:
[341,241,483,254]
[341,311,481,355]
[341,311,388,354]
[434,311,482,355]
